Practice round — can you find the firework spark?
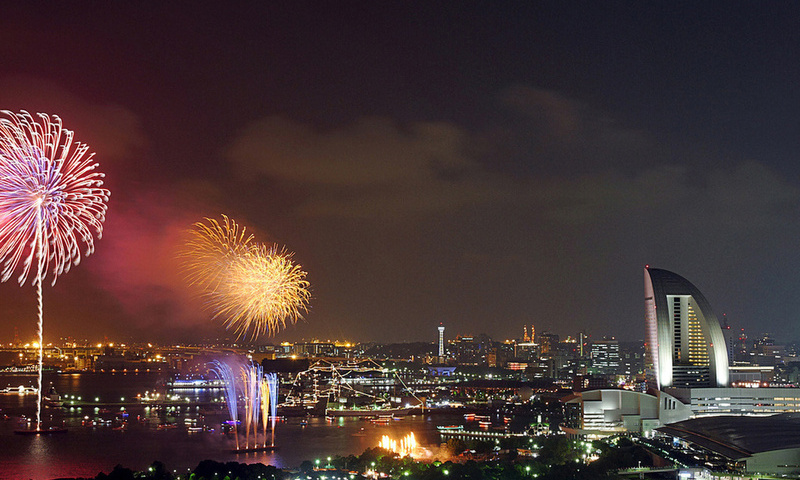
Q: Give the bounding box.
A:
[261,372,279,446]
[379,432,418,458]
[242,362,262,449]
[0,111,109,431]
[181,216,310,340]
[212,360,280,450]
[213,245,310,339]
[210,360,240,450]
[181,215,254,291]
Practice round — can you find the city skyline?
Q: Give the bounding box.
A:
[1,4,800,344]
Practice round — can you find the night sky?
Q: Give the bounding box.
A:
[1,3,799,345]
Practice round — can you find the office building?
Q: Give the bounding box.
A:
[590,339,620,376]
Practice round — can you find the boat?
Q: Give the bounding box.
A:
[285,359,424,418]
[1,386,37,395]
[277,397,328,417]
[166,377,225,389]
[437,425,464,431]
[326,406,416,417]
[44,387,63,407]
[0,365,39,375]
[0,365,59,375]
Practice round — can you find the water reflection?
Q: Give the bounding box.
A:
[25,435,50,479]
[0,373,456,479]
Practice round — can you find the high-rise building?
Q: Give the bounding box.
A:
[538,332,559,355]
[644,267,729,389]
[590,338,620,376]
[720,314,737,365]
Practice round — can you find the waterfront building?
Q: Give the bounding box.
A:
[561,389,691,438]
[568,268,800,440]
[644,267,729,389]
[291,342,337,357]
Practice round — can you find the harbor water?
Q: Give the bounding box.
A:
[0,373,464,480]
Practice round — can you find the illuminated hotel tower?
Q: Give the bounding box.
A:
[644,267,729,389]
[438,323,445,362]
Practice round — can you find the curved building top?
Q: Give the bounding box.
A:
[644,267,729,389]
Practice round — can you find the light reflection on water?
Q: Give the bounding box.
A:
[0,373,458,480]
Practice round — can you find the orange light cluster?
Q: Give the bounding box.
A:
[379,432,417,458]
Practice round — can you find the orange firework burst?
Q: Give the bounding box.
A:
[181,215,255,291]
[180,216,310,340]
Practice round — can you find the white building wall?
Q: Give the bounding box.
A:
[668,387,800,416]
[746,448,800,475]
[567,389,690,436]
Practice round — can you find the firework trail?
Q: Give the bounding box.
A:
[0,111,109,431]
[261,372,279,446]
[210,360,240,450]
[212,359,281,449]
[242,362,262,449]
[181,216,310,340]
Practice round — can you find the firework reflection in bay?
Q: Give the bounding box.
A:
[211,359,280,450]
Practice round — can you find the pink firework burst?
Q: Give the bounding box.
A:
[0,110,109,286]
[0,110,109,432]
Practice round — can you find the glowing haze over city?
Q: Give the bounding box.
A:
[2,3,800,346]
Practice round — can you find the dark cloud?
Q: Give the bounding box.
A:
[217,84,800,343]
[0,76,147,166]
[227,116,496,217]
[1,4,799,345]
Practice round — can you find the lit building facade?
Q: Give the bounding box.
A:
[644,267,729,389]
[667,387,800,417]
[590,339,620,376]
